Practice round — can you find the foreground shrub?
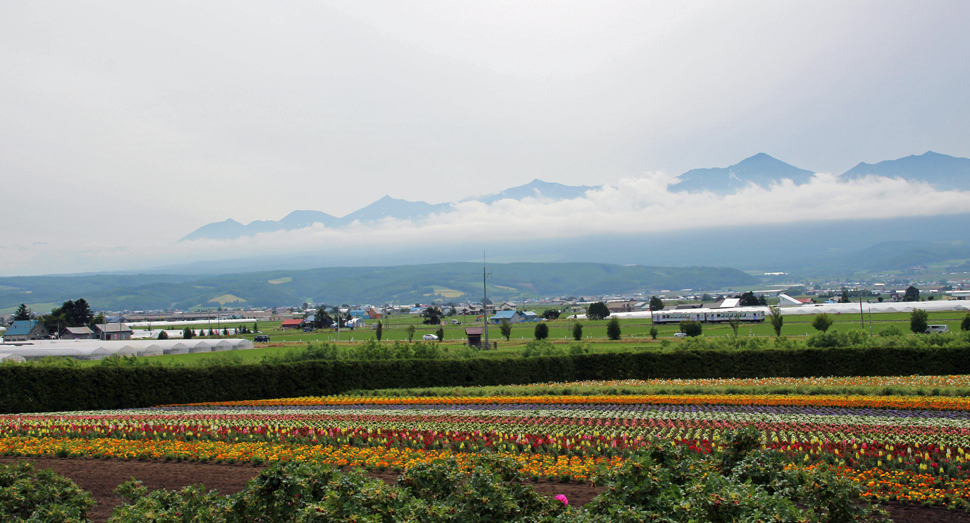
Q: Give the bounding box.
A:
[0,461,94,522]
[587,429,889,523]
[110,481,226,523]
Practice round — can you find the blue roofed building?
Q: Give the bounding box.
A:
[522,311,540,322]
[489,310,525,324]
[3,320,50,342]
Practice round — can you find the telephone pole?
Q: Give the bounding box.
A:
[483,254,491,349]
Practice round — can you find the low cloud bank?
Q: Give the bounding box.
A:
[3,173,968,276]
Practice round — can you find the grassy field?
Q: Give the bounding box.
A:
[75,309,970,367]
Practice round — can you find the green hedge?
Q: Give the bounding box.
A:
[3,345,970,413]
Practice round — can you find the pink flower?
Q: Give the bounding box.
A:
[555,494,568,506]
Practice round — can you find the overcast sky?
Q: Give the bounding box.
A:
[2,1,969,276]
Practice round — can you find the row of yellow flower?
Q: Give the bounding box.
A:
[2,435,967,505]
[185,393,970,411]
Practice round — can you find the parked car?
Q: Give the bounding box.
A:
[254,335,270,342]
[673,332,687,338]
[925,325,949,334]
[422,334,439,341]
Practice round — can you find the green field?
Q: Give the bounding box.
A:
[76,309,970,367]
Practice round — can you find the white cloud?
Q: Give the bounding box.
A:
[3,172,961,276]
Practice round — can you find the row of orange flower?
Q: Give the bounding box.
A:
[185,393,970,411]
[0,436,616,481]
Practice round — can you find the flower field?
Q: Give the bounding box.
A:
[3,379,970,510]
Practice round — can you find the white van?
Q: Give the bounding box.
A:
[925,325,949,334]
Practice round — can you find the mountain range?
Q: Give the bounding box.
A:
[180,179,585,242]
[0,263,759,311]
[181,151,970,242]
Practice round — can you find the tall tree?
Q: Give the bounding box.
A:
[534,322,549,340]
[422,306,443,325]
[768,306,784,337]
[572,322,583,341]
[649,296,664,311]
[586,302,610,320]
[500,319,512,341]
[606,317,622,340]
[728,313,742,338]
[904,286,920,302]
[313,306,333,329]
[839,287,850,303]
[14,304,30,321]
[375,322,383,341]
[910,308,929,334]
[738,292,759,307]
[73,299,94,326]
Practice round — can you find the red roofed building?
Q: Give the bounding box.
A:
[281,319,305,330]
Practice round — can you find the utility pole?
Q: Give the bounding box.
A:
[483,258,489,349]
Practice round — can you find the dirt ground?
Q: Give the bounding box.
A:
[0,456,965,523]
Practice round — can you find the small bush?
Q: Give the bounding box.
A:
[679,320,702,337]
[0,461,94,522]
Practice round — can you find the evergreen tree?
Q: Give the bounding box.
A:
[962,314,970,332]
[14,304,30,321]
[649,296,664,311]
[375,322,383,341]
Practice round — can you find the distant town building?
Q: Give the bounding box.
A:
[92,323,133,341]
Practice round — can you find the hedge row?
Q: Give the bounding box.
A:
[3,345,970,413]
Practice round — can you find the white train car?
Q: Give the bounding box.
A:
[651,308,765,324]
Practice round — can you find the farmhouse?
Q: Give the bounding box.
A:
[489,310,525,324]
[607,301,637,313]
[281,319,305,330]
[93,323,132,341]
[3,320,50,342]
[60,326,94,340]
